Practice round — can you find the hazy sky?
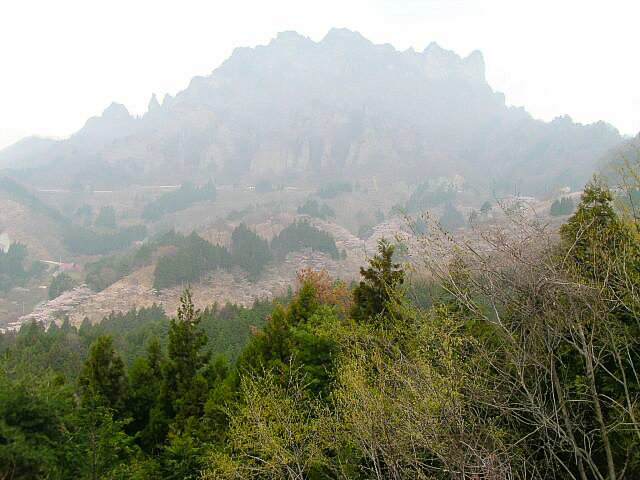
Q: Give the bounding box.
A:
[1,0,638,149]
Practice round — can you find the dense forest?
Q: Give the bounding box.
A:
[297,200,336,220]
[2,177,640,479]
[550,196,575,216]
[153,222,341,289]
[271,221,340,260]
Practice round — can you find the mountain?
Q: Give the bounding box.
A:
[599,133,640,182]
[0,28,622,193]
[0,136,58,170]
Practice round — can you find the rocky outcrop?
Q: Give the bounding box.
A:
[0,29,622,193]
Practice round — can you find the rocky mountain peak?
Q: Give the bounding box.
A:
[75,102,135,145]
[102,102,131,119]
[271,30,313,46]
[0,29,623,194]
[321,27,372,47]
[462,50,485,81]
[147,93,160,113]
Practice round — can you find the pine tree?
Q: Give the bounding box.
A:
[351,239,405,325]
[231,223,272,279]
[48,272,75,299]
[79,336,127,415]
[560,180,637,282]
[126,338,165,452]
[161,289,210,430]
[94,206,117,229]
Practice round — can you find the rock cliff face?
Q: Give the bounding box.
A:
[1,29,621,193]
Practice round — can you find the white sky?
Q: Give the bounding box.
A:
[1,0,638,149]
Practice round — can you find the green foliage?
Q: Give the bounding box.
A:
[231,223,272,280]
[0,299,273,382]
[79,336,128,414]
[351,239,405,324]
[153,226,274,289]
[334,301,490,479]
[95,205,117,229]
[297,199,336,219]
[6,181,640,479]
[149,225,280,290]
[560,180,637,282]
[48,272,75,299]
[236,281,340,398]
[0,294,278,478]
[0,242,43,291]
[480,200,492,214]
[199,300,272,362]
[550,196,574,216]
[126,340,165,452]
[143,182,216,220]
[161,290,210,425]
[160,430,205,480]
[63,224,148,255]
[85,252,137,292]
[0,367,76,479]
[203,369,335,480]
[85,234,179,292]
[75,399,139,480]
[153,232,230,290]
[271,220,339,259]
[406,181,455,212]
[0,361,138,480]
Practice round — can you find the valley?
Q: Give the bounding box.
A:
[2,16,640,479]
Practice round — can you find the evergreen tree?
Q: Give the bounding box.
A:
[560,180,637,282]
[75,401,137,480]
[236,279,340,398]
[297,199,336,219]
[126,338,165,452]
[79,336,127,415]
[0,368,79,479]
[153,231,230,290]
[94,206,117,229]
[0,242,36,291]
[48,272,75,299]
[351,239,405,324]
[550,196,574,216]
[231,223,272,280]
[271,220,339,259]
[161,289,210,430]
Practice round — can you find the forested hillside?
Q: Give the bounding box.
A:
[3,170,640,479]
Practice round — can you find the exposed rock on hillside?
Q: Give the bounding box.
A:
[1,29,621,193]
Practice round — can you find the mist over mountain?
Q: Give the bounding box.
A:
[0,28,622,193]
[0,136,58,170]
